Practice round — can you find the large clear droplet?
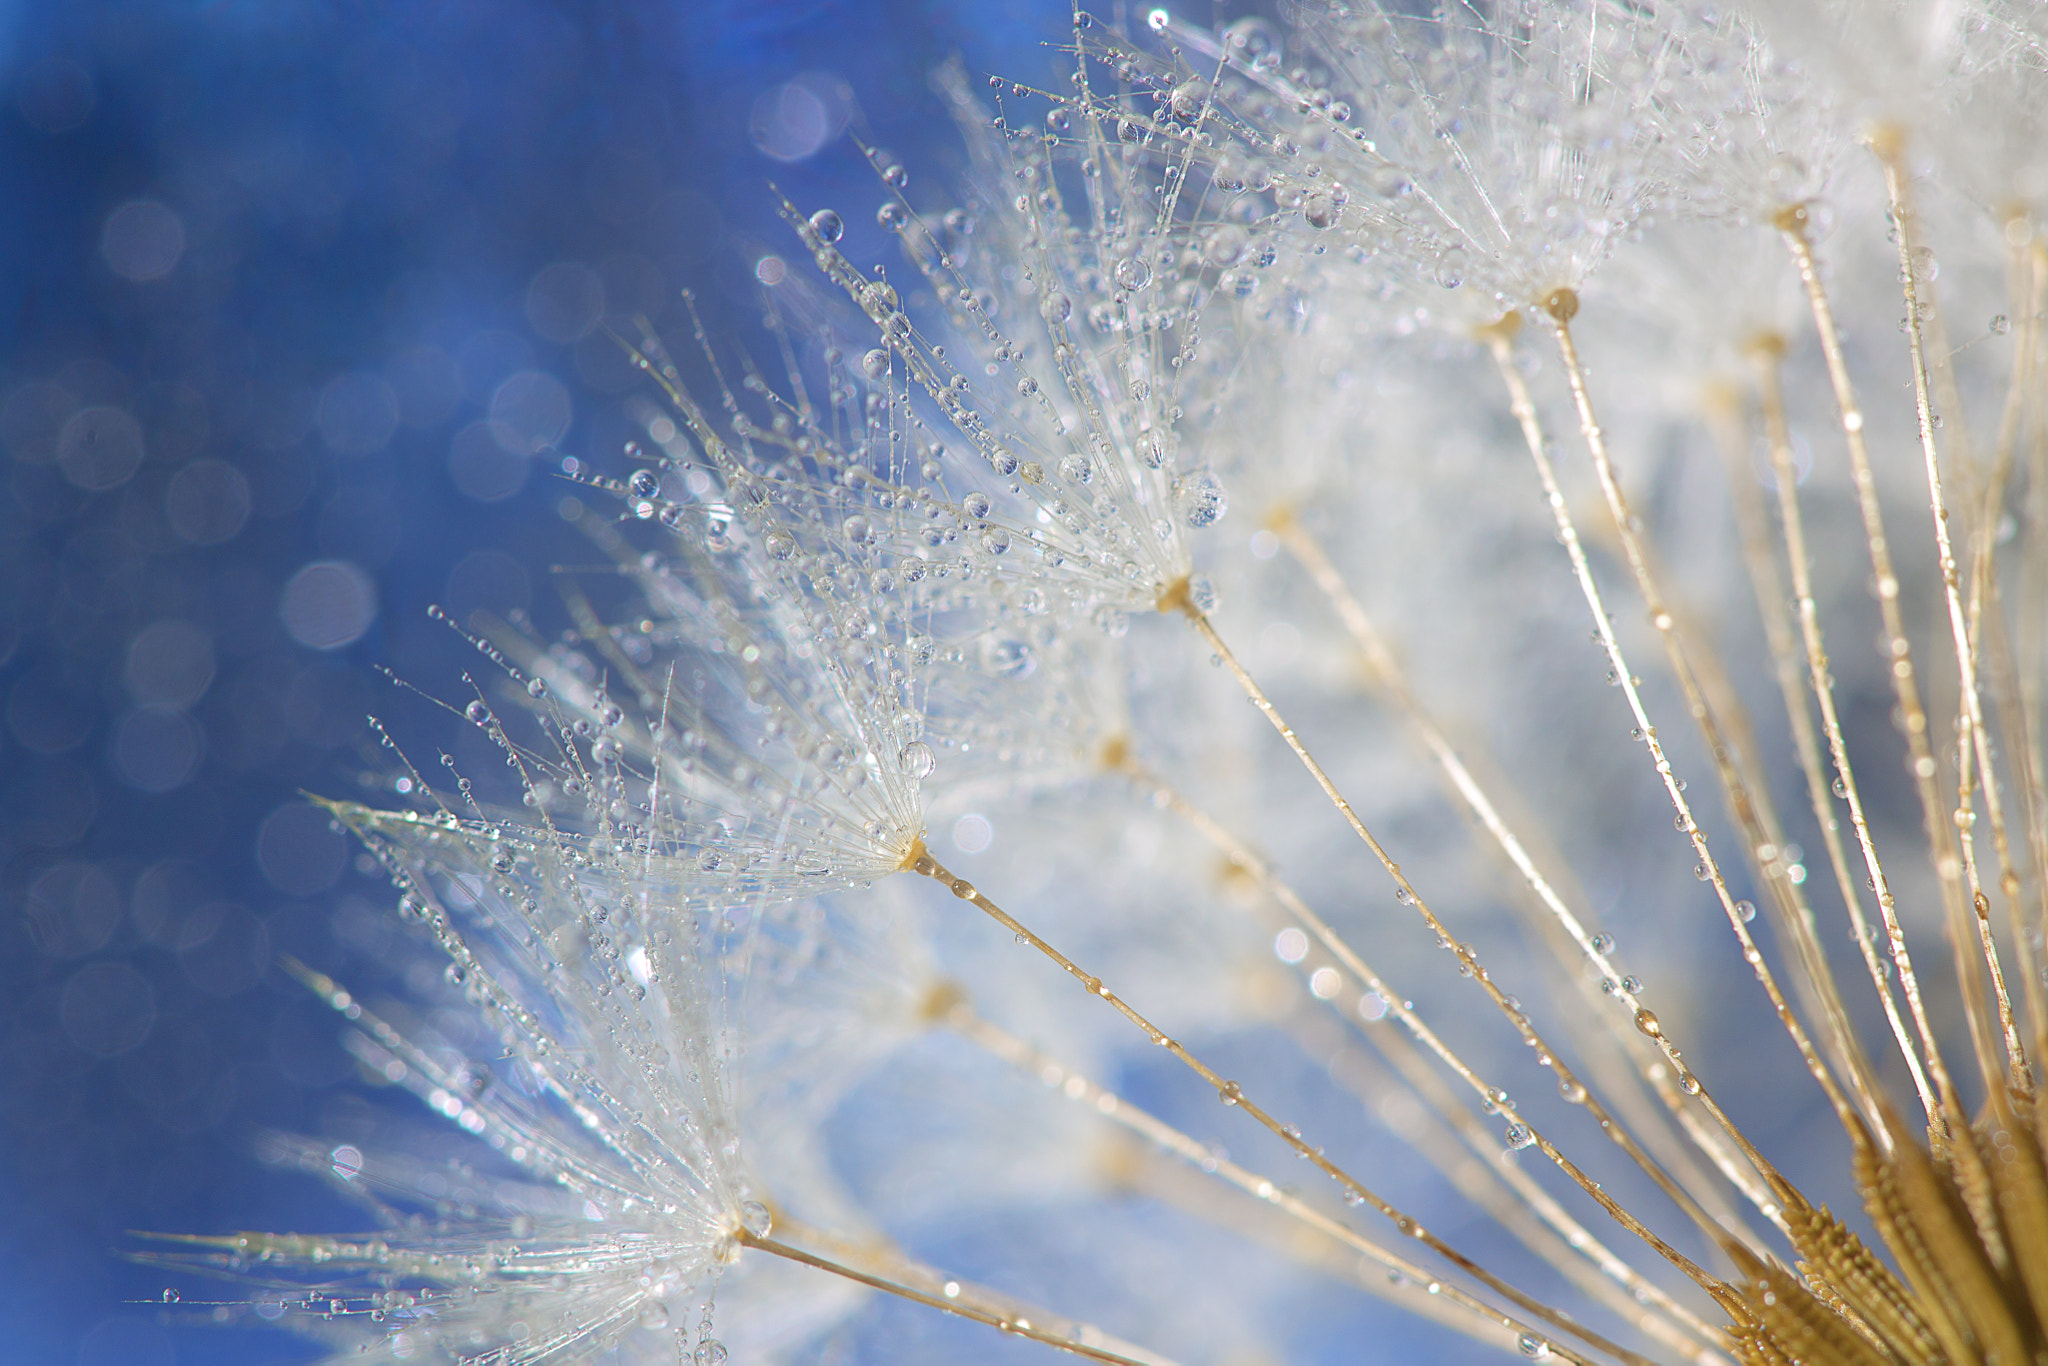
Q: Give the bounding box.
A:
[898,741,935,780]
[808,208,844,244]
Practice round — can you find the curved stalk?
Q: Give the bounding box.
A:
[941,1000,1608,1365]
[903,844,1687,1361]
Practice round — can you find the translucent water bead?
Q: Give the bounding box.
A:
[1174,469,1228,528]
[807,208,844,244]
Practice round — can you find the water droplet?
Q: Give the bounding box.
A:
[1434,247,1467,289]
[161,1288,181,1304]
[1504,1123,1535,1150]
[465,700,492,726]
[526,677,548,699]
[628,469,661,500]
[1058,452,1093,484]
[1991,313,2010,335]
[1218,1080,1242,1106]
[861,349,889,381]
[877,203,907,231]
[1589,932,1615,956]
[1114,257,1153,291]
[980,526,1011,556]
[808,208,844,244]
[843,515,873,545]
[1175,468,1228,528]
[898,741,935,780]
[1558,1078,1587,1104]
[1735,899,1757,923]
[739,1200,772,1236]
[639,1302,670,1330]
[1519,1334,1551,1360]
[693,1341,728,1366]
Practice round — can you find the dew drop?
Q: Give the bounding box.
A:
[1175,469,1228,528]
[808,208,845,244]
[1114,257,1153,291]
[898,740,935,779]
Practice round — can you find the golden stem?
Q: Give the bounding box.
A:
[1740,343,1937,1129]
[1120,755,1738,1352]
[942,1003,1609,1365]
[1777,205,1966,1134]
[736,1227,1176,1366]
[904,847,1684,1360]
[1957,219,2048,1056]
[1538,297,1865,1156]
[1875,144,2032,1094]
[1275,504,1815,1225]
